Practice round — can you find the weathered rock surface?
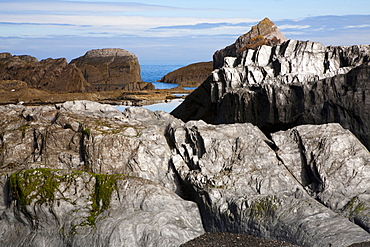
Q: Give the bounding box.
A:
[159,61,213,87]
[0,53,95,93]
[1,101,370,246]
[272,124,370,233]
[70,48,141,85]
[0,169,204,247]
[167,119,370,247]
[0,102,204,246]
[172,40,370,150]
[213,18,287,69]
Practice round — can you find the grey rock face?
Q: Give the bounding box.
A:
[167,120,370,246]
[272,124,370,232]
[0,101,181,192]
[0,169,204,247]
[172,40,370,150]
[0,102,205,246]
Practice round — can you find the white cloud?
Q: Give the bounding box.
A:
[0,1,178,13]
[344,24,370,29]
[278,25,310,30]
[0,13,258,38]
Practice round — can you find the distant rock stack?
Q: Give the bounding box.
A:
[70,48,142,86]
[159,61,213,87]
[213,18,287,69]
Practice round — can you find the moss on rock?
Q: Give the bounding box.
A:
[9,168,124,227]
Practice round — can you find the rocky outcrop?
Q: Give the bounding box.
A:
[159,62,213,87]
[0,53,95,93]
[0,102,205,247]
[167,119,370,247]
[172,40,370,150]
[213,18,287,69]
[0,101,370,246]
[70,48,141,85]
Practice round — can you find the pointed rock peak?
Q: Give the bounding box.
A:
[237,17,287,51]
[213,17,287,68]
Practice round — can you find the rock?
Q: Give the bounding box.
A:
[0,102,182,192]
[159,61,213,87]
[0,101,370,246]
[0,53,95,93]
[70,48,141,85]
[167,120,370,246]
[121,81,155,91]
[272,124,370,232]
[0,169,204,247]
[171,40,370,150]
[213,18,287,69]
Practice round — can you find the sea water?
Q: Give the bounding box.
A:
[141,64,183,89]
[115,65,194,113]
[141,65,197,90]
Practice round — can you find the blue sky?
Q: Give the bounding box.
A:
[0,0,369,64]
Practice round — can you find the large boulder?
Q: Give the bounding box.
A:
[70,48,142,85]
[0,53,95,93]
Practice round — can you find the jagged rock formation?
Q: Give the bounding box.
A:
[213,18,287,69]
[70,48,142,85]
[0,101,370,246]
[172,40,370,150]
[159,61,213,87]
[0,53,95,93]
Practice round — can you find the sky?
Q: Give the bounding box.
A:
[0,0,369,64]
